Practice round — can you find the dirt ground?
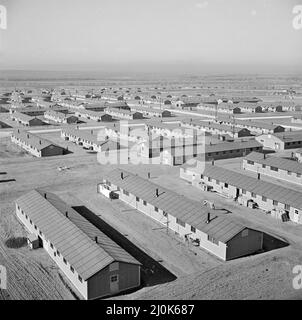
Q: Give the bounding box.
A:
[1,137,302,300]
[1,80,302,300]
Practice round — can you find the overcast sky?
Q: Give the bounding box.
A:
[0,0,301,74]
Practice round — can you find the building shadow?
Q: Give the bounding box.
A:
[63,149,73,155]
[72,205,177,288]
[233,231,289,260]
[0,121,12,128]
[262,232,289,252]
[0,179,16,183]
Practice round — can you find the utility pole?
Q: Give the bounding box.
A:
[165,216,170,234]
[232,115,235,138]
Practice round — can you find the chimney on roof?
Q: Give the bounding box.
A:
[155,188,159,197]
[257,173,260,180]
[44,193,47,199]
[39,140,41,145]
[27,134,29,139]
[121,172,124,180]
[65,211,68,218]
[264,153,266,159]
[206,212,211,224]
[95,236,98,243]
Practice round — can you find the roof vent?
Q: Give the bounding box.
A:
[206,212,211,224]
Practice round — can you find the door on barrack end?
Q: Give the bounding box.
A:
[110,274,119,294]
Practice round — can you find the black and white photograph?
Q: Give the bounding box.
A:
[0,0,302,308]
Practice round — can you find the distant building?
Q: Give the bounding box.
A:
[15,190,141,300]
[11,112,45,127]
[44,110,78,124]
[256,131,302,151]
[84,103,107,112]
[0,106,9,113]
[75,110,113,122]
[99,168,264,261]
[173,98,201,110]
[105,101,130,111]
[160,139,263,166]
[61,128,120,152]
[291,115,302,124]
[130,106,172,118]
[243,152,302,185]
[236,103,263,113]
[10,106,47,116]
[295,149,302,163]
[180,164,302,224]
[182,120,252,138]
[105,108,144,120]
[198,103,241,114]
[11,130,65,157]
[214,117,285,134]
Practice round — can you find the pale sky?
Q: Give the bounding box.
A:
[0,0,301,74]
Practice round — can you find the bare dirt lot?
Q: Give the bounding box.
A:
[1,134,302,300]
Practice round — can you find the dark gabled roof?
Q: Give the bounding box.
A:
[205,140,262,153]
[16,190,140,280]
[186,164,302,209]
[245,152,302,174]
[103,169,246,243]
